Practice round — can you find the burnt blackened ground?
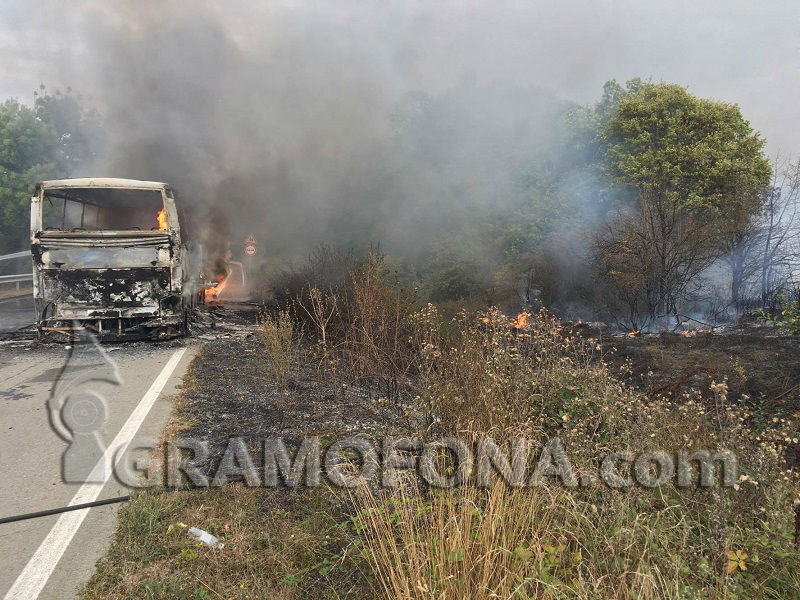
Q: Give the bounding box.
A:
[171,317,414,477]
[177,312,800,474]
[593,325,800,423]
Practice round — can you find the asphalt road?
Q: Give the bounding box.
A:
[0,295,36,334]
[0,333,196,599]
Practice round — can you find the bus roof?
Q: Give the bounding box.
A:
[37,178,169,191]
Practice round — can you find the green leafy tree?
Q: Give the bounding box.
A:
[598,82,771,323]
[605,82,770,216]
[0,87,99,253]
[0,99,56,253]
[33,87,100,175]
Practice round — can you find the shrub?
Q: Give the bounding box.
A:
[754,294,800,335]
[271,245,357,320]
[287,247,421,393]
[341,248,419,378]
[258,309,295,389]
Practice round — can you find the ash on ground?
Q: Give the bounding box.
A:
[170,306,417,479]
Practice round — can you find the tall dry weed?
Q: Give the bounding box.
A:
[258,309,295,389]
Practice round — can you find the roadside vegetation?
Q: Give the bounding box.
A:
[3,79,798,326]
[257,309,296,390]
[82,250,799,600]
[1,4,798,594]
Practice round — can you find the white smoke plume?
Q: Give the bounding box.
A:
[0,0,797,266]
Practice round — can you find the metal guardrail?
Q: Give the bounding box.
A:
[0,250,29,261]
[0,273,32,284]
[0,250,31,288]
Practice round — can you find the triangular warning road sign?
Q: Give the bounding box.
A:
[245,233,257,245]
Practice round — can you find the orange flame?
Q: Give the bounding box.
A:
[510,310,531,330]
[628,330,640,337]
[204,272,229,302]
[682,329,697,337]
[157,208,168,231]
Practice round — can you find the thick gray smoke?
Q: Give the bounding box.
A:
[1,0,797,268]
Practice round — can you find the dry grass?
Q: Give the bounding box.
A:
[408,305,623,435]
[355,462,799,598]
[348,307,800,599]
[258,309,296,389]
[80,485,367,600]
[357,481,682,599]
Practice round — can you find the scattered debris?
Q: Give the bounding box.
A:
[187,527,224,548]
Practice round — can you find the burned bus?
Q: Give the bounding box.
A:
[30,178,190,339]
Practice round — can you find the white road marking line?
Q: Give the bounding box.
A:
[4,347,187,600]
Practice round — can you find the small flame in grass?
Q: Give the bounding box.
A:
[628,330,640,337]
[682,329,697,337]
[510,310,531,330]
[157,208,168,231]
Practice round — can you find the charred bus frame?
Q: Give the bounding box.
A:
[30,178,189,339]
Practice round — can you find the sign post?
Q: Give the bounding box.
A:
[244,233,257,257]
